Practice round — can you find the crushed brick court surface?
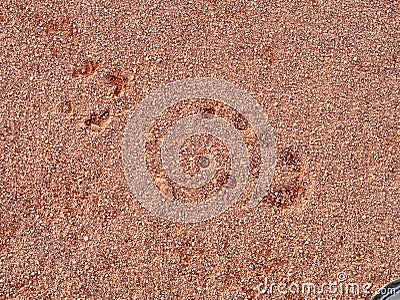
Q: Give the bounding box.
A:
[0,1,399,299]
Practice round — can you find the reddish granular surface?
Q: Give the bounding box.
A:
[0,1,399,299]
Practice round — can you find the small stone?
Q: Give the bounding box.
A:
[83,236,89,242]
[198,156,210,168]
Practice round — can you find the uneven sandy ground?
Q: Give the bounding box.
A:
[0,0,399,299]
